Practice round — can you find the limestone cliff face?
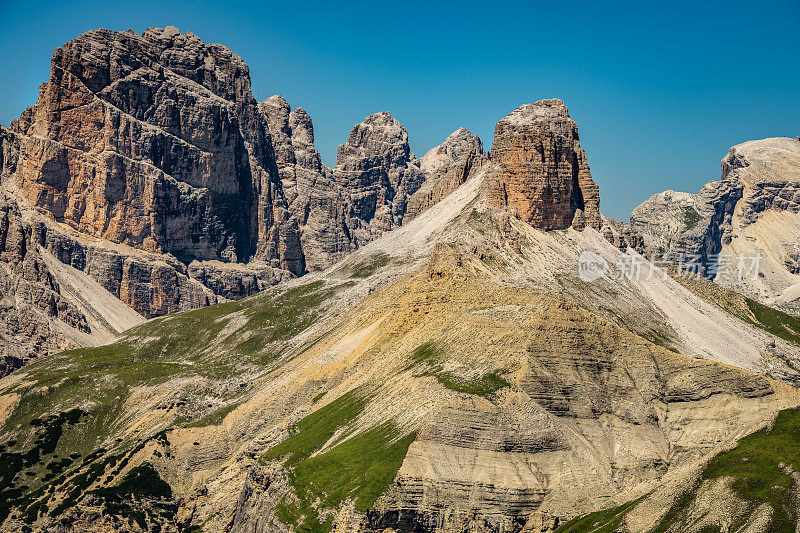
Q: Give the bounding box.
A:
[0,196,88,376]
[333,112,426,241]
[631,137,800,314]
[406,128,486,222]
[486,99,601,231]
[260,95,354,271]
[9,26,300,272]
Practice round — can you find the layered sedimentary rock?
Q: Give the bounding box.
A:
[406,128,486,221]
[4,170,800,532]
[0,27,308,336]
[0,193,150,376]
[10,26,298,269]
[333,111,426,241]
[631,137,800,313]
[486,99,601,231]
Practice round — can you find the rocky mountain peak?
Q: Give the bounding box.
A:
[420,127,483,174]
[336,111,413,170]
[722,136,800,188]
[485,98,601,231]
[333,111,424,235]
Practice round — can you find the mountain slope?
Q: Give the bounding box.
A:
[0,26,494,372]
[631,137,800,315]
[2,164,800,532]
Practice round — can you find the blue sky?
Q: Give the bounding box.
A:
[1,0,798,220]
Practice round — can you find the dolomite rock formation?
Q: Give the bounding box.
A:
[10,26,299,270]
[0,193,148,376]
[333,111,426,241]
[0,25,637,378]
[418,127,484,175]
[0,28,310,331]
[405,128,487,222]
[631,137,800,313]
[486,99,601,231]
[5,167,800,532]
[259,95,354,271]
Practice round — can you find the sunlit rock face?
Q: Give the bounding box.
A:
[486,98,601,231]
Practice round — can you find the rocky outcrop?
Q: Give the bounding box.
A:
[10,26,300,270]
[260,95,353,271]
[0,27,310,355]
[406,128,486,222]
[631,137,800,312]
[333,112,426,241]
[600,215,645,252]
[485,99,601,231]
[0,195,89,375]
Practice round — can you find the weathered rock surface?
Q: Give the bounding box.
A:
[333,111,426,241]
[631,137,800,313]
[10,26,298,269]
[3,169,799,532]
[485,99,601,231]
[406,128,486,222]
[260,95,353,271]
[0,193,148,376]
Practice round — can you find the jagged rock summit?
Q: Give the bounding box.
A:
[486,98,602,231]
[0,25,616,376]
[419,127,484,174]
[333,111,426,240]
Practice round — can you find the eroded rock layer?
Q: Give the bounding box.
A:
[333,111,426,241]
[631,137,800,313]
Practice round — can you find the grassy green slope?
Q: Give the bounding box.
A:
[259,389,415,532]
[0,278,349,528]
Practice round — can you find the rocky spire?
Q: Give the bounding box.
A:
[419,127,484,174]
[486,98,601,231]
[333,112,425,238]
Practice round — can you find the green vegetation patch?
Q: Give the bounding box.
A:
[410,342,509,397]
[93,462,172,500]
[555,496,643,533]
[260,388,368,465]
[745,298,800,345]
[291,423,415,512]
[682,206,702,231]
[260,389,415,529]
[557,407,800,532]
[700,407,800,530]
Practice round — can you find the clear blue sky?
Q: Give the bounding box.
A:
[1,0,798,220]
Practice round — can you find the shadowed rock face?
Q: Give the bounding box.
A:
[486,99,601,231]
[260,95,354,271]
[10,26,299,270]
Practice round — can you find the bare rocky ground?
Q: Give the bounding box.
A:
[1,25,799,533]
[631,136,800,315]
